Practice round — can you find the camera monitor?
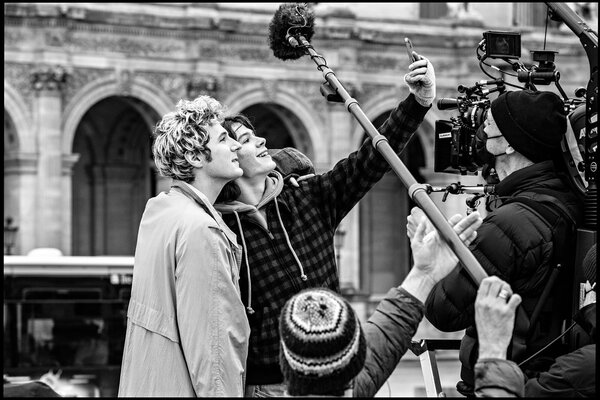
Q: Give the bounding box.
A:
[484,31,521,59]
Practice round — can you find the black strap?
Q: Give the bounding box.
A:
[501,192,577,358]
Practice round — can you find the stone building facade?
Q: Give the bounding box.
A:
[4,2,594,299]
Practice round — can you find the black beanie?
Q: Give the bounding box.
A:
[490,90,567,163]
[582,244,596,288]
[279,288,366,396]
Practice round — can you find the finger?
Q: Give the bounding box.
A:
[488,278,506,298]
[414,221,426,242]
[406,67,428,78]
[463,230,478,246]
[478,276,493,297]
[411,207,426,221]
[407,215,419,230]
[407,218,417,239]
[458,221,482,242]
[453,212,482,237]
[412,51,423,62]
[408,59,427,70]
[507,293,522,310]
[448,214,462,227]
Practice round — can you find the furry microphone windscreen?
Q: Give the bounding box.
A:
[268,3,315,61]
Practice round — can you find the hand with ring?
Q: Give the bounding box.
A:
[475,276,522,360]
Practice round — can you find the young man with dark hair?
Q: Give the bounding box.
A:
[215,53,436,396]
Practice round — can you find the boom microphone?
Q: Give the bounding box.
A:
[268,3,315,60]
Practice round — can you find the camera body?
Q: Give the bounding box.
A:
[434,30,585,181]
[434,96,491,175]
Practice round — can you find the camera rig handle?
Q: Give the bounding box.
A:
[289,34,489,285]
[426,183,495,214]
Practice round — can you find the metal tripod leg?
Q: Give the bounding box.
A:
[410,339,461,397]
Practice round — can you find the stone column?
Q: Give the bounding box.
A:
[327,100,361,292]
[4,153,38,255]
[61,154,80,255]
[31,66,67,252]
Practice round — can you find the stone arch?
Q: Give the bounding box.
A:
[62,76,173,154]
[353,89,439,167]
[4,82,34,153]
[223,84,326,163]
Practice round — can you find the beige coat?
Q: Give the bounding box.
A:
[118,185,250,397]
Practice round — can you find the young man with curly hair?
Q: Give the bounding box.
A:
[118,96,249,397]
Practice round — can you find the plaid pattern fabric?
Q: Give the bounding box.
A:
[220,93,430,384]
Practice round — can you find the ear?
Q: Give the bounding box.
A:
[189,154,204,169]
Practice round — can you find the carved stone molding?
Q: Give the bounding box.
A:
[220,44,276,63]
[3,152,39,175]
[358,54,403,71]
[5,62,36,108]
[62,153,81,176]
[63,67,112,109]
[67,31,186,57]
[187,75,219,99]
[116,69,133,96]
[31,65,68,92]
[261,79,278,101]
[136,71,188,103]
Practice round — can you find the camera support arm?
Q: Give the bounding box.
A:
[546,2,597,229]
[292,35,488,285]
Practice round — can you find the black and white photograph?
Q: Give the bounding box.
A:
[4,2,597,397]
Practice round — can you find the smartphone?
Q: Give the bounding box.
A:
[404,37,416,63]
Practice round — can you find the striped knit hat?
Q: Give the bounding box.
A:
[279,288,366,396]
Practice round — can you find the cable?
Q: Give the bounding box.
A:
[517,321,577,367]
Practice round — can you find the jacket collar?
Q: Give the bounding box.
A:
[494,160,556,197]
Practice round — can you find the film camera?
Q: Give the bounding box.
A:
[434,31,586,185]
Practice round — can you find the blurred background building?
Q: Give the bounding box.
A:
[4,2,597,396]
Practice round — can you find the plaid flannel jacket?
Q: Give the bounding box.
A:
[220,93,430,384]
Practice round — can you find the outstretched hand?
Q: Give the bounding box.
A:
[475,276,522,360]
[400,208,482,303]
[404,52,436,107]
[408,208,482,283]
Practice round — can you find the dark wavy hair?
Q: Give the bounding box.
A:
[216,114,257,203]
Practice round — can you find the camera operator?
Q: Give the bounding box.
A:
[424,89,583,396]
[474,244,596,397]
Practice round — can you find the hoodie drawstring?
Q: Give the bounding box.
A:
[273,197,308,281]
[233,211,254,315]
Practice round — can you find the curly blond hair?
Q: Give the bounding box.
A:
[152,96,225,182]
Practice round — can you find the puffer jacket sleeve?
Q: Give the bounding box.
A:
[353,287,425,397]
[524,344,596,397]
[475,359,525,397]
[424,203,553,331]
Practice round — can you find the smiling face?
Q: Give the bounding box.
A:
[230,122,277,178]
[201,121,244,182]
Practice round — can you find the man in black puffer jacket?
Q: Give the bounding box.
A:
[424,90,583,396]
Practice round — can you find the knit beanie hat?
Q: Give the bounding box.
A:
[490,90,567,163]
[582,244,596,289]
[268,147,315,178]
[279,288,366,396]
